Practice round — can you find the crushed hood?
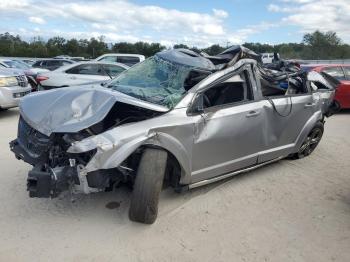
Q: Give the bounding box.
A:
[20,85,169,136]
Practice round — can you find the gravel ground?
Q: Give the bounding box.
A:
[0,108,349,262]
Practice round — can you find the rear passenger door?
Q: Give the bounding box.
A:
[190,66,264,183]
[258,76,316,162]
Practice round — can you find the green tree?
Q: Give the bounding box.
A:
[303,30,342,59]
[173,44,189,49]
[201,44,225,55]
[0,30,349,60]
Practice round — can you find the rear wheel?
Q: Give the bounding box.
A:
[129,148,168,224]
[293,122,324,159]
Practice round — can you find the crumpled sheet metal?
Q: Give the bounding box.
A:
[20,85,168,136]
[67,108,194,184]
[157,49,215,71]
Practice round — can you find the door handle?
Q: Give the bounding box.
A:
[304,103,315,108]
[246,110,261,118]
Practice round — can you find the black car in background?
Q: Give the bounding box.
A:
[32,59,75,71]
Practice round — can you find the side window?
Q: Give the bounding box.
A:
[310,81,329,91]
[260,74,307,96]
[61,60,72,66]
[342,67,350,80]
[47,60,60,66]
[66,64,101,75]
[322,67,346,81]
[101,64,126,77]
[117,56,140,66]
[203,71,253,109]
[99,56,118,63]
[32,61,42,67]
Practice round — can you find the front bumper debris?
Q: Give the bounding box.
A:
[27,166,77,198]
[9,117,99,198]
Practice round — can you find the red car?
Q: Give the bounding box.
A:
[302,64,350,109]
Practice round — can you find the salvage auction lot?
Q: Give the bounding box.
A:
[0,109,349,261]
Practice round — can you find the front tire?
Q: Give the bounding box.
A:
[293,122,324,159]
[129,148,168,224]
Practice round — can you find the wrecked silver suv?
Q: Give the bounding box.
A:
[10,46,338,224]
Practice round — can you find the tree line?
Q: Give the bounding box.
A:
[0,30,349,60]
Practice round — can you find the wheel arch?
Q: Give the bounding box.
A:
[142,132,191,185]
[292,111,323,153]
[85,131,192,186]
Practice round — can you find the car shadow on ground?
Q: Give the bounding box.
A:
[0,108,19,119]
[337,109,350,114]
[37,160,283,225]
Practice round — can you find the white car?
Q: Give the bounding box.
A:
[36,61,129,90]
[94,54,145,66]
[261,53,280,64]
[0,67,31,110]
[0,59,49,90]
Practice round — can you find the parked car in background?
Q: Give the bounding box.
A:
[261,53,280,64]
[0,67,31,110]
[21,59,36,66]
[0,59,49,91]
[32,59,75,71]
[36,61,129,90]
[54,55,89,62]
[95,54,145,66]
[302,64,350,109]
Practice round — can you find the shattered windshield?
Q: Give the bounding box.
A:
[107,56,193,109]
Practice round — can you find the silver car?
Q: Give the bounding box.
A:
[0,68,31,110]
[10,47,337,224]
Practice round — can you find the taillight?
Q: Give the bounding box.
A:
[36,76,49,83]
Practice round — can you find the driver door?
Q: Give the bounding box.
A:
[191,68,264,183]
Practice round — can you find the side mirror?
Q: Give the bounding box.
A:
[190,94,204,114]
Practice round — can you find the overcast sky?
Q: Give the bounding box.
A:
[1,0,349,47]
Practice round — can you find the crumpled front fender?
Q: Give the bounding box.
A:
[67,129,192,184]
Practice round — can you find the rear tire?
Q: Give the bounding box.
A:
[129,148,168,224]
[292,122,324,159]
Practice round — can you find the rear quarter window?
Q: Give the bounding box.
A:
[99,56,118,63]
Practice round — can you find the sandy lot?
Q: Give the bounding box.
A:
[0,108,349,262]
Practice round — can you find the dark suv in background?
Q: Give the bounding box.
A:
[32,59,75,71]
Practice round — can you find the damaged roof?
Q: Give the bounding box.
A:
[157,45,262,71]
[156,49,216,71]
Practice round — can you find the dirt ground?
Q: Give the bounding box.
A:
[0,108,349,262]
